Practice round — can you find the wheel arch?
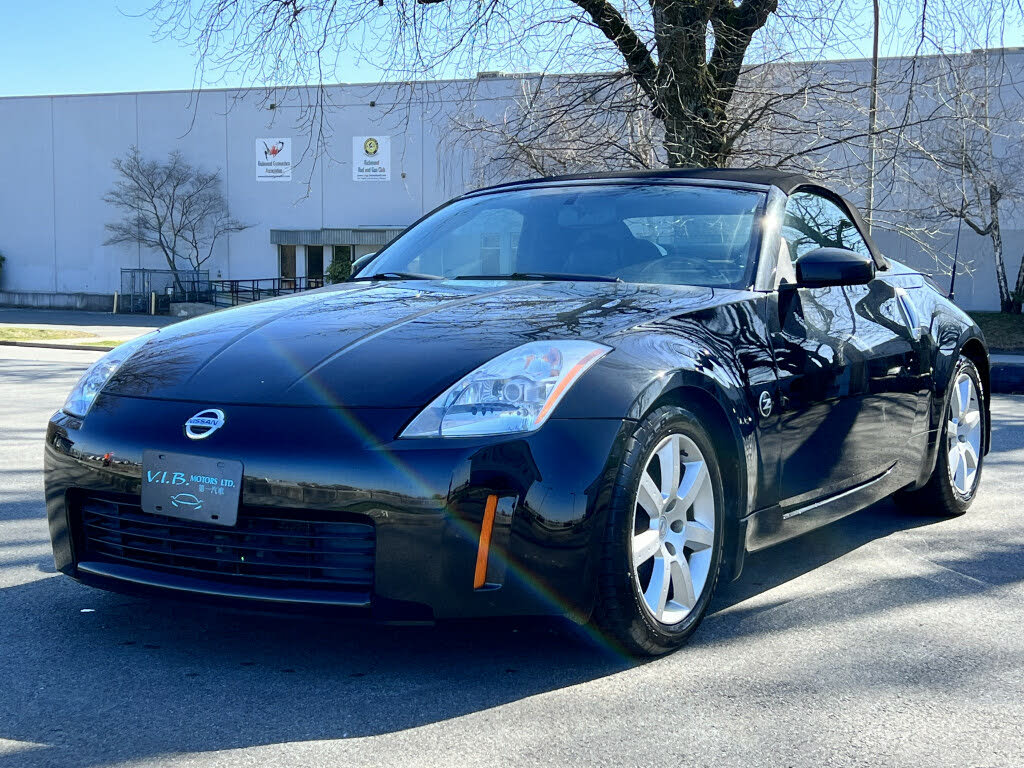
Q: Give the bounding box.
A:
[638,380,753,582]
[581,328,768,585]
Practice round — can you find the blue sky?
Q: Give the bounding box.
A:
[3,2,1022,98]
[2,3,208,96]
[0,2,379,97]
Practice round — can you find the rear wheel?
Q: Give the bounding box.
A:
[897,356,985,516]
[592,405,725,656]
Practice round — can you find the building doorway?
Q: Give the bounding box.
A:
[306,245,324,287]
[279,244,296,289]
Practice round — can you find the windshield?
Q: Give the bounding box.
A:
[365,183,766,288]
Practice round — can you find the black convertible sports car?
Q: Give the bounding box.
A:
[46,168,990,655]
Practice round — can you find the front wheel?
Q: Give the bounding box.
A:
[592,405,725,656]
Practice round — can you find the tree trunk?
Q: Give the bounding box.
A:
[574,0,774,170]
[660,78,727,168]
[161,250,186,293]
[647,1,738,168]
[663,110,726,167]
[988,184,1013,313]
[1013,247,1024,314]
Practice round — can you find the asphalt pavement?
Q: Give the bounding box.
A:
[1,345,1022,768]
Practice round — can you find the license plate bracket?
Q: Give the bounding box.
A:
[141,450,243,527]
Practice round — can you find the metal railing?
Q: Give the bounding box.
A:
[119,268,211,313]
[210,277,325,307]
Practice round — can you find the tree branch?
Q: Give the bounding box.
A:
[570,0,661,111]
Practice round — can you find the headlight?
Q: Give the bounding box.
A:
[62,333,156,418]
[401,340,611,438]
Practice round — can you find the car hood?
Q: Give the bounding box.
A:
[104,279,731,407]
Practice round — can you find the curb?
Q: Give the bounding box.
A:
[992,362,1024,395]
[0,340,116,352]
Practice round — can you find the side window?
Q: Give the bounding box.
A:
[782,191,870,266]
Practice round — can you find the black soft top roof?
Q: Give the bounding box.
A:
[466,165,889,269]
[474,167,813,195]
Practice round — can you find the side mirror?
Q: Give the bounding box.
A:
[795,247,875,288]
[348,252,377,279]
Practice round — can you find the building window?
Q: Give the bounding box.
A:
[306,245,324,286]
[279,244,296,288]
[480,233,501,272]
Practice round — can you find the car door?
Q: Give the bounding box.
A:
[843,274,927,476]
[768,189,907,505]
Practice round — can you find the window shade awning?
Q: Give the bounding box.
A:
[270,227,406,247]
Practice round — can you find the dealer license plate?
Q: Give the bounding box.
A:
[141,450,243,527]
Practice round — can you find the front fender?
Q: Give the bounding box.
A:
[557,307,774,521]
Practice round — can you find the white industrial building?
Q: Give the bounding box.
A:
[0,79,482,309]
[0,58,1021,312]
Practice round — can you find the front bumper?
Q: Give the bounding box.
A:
[45,394,630,622]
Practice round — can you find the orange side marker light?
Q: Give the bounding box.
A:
[474,494,499,589]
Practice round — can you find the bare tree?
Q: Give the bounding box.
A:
[450,75,663,183]
[104,147,248,279]
[145,0,1024,181]
[148,0,891,169]
[453,57,888,187]
[892,51,1024,312]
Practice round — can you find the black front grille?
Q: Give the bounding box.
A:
[72,492,375,600]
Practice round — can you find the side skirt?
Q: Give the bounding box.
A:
[742,464,900,553]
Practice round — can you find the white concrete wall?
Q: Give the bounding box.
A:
[0,83,475,296]
[0,65,1021,310]
[0,97,57,292]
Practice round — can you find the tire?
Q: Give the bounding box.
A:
[592,405,726,656]
[897,355,986,517]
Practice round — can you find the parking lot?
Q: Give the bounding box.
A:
[1,344,1022,768]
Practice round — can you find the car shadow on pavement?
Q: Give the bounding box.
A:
[3,493,1014,768]
[713,497,937,612]
[0,571,630,768]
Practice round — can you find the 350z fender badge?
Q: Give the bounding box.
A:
[184,409,226,440]
[758,391,773,418]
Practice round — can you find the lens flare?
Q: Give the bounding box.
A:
[255,331,628,657]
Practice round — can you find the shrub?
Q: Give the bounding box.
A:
[326,251,352,283]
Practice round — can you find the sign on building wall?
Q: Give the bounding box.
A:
[353,136,391,182]
[256,138,292,182]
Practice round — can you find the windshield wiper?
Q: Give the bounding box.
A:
[454,272,623,283]
[352,271,443,281]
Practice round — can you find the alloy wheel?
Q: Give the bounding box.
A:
[947,371,983,496]
[630,433,716,625]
